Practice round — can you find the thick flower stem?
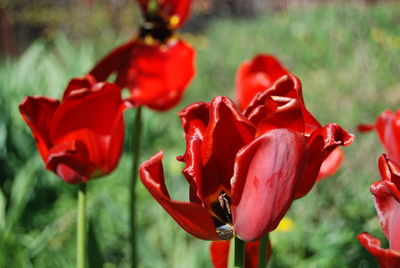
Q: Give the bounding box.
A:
[130,107,142,268]
[229,237,245,268]
[258,233,270,268]
[77,183,87,268]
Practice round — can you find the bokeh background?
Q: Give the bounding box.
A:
[1,0,400,267]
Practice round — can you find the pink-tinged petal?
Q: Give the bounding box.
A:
[317,147,344,181]
[358,233,400,268]
[89,40,136,82]
[139,152,219,240]
[372,155,400,251]
[121,39,195,111]
[210,240,272,268]
[295,123,355,199]
[375,110,400,164]
[236,55,288,110]
[19,96,60,161]
[199,96,256,205]
[231,129,310,241]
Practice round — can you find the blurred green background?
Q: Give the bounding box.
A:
[1,0,400,267]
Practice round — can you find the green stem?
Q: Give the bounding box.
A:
[130,107,142,268]
[229,237,245,268]
[257,233,270,268]
[77,183,87,268]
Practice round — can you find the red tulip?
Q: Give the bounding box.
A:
[237,55,346,182]
[139,75,354,241]
[235,55,288,111]
[136,0,192,29]
[358,110,400,164]
[89,38,195,111]
[19,76,126,184]
[357,154,400,267]
[210,240,271,268]
[358,233,400,268]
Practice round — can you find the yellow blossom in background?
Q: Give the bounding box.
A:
[276,217,294,232]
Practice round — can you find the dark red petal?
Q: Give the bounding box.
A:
[19,96,60,162]
[199,96,255,205]
[235,55,288,110]
[46,140,92,184]
[378,154,400,192]
[316,147,344,181]
[231,129,310,241]
[139,152,219,240]
[210,240,272,268]
[357,123,376,132]
[178,101,210,139]
[89,40,136,82]
[376,110,400,164]
[121,39,195,111]
[244,75,321,136]
[358,233,400,268]
[176,102,210,203]
[62,74,97,100]
[295,123,355,199]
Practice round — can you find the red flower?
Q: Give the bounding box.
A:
[136,0,192,29]
[210,240,272,268]
[358,110,400,164]
[139,75,354,241]
[357,154,400,267]
[237,55,346,182]
[89,39,195,111]
[235,55,288,111]
[19,76,126,184]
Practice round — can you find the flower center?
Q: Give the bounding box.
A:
[211,191,234,240]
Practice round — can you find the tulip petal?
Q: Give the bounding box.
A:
[358,232,400,268]
[231,129,310,241]
[199,97,255,205]
[295,123,355,199]
[375,110,400,164]
[89,40,136,82]
[244,75,321,136]
[19,96,60,161]
[235,55,288,110]
[372,156,400,251]
[210,240,272,268]
[120,40,195,111]
[317,147,344,181]
[140,152,219,240]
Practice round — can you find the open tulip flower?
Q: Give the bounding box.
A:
[210,240,271,268]
[19,75,127,184]
[140,74,354,241]
[89,0,195,111]
[358,154,400,268]
[358,110,400,164]
[237,54,346,182]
